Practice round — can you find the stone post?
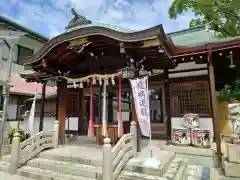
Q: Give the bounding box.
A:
[130,121,137,155]
[53,121,59,148]
[9,132,20,174]
[102,137,112,180]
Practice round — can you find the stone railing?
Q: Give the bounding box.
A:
[9,121,59,174]
[2,144,11,155]
[102,121,137,180]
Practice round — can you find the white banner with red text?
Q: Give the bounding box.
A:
[130,77,151,137]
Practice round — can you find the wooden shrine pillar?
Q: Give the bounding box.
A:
[78,88,84,134]
[208,51,222,169]
[39,81,46,132]
[57,80,68,144]
[98,85,102,125]
[108,93,113,123]
[131,94,141,152]
[164,68,172,142]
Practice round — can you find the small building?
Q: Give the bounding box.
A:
[0,14,55,133]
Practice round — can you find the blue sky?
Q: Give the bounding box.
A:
[0,0,195,38]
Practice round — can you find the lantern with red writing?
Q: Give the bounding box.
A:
[172,127,190,145]
[192,128,211,148]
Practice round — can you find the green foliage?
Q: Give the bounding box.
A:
[8,128,30,144]
[169,0,240,37]
[217,80,240,101]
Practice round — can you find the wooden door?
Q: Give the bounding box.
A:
[66,89,80,133]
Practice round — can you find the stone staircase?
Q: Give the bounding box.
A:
[0,150,191,180]
[151,123,167,139]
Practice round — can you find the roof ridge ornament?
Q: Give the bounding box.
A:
[66,8,92,30]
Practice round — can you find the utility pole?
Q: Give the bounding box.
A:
[0,32,25,158]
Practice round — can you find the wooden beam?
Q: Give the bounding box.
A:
[208,50,223,169]
[78,88,84,135]
[69,37,88,47]
[141,38,160,48]
[39,82,46,132]
[57,80,68,144]
[164,68,171,142]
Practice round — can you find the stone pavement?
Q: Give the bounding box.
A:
[0,171,34,179]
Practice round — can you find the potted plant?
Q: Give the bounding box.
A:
[8,128,30,144]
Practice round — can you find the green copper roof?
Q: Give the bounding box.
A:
[168,25,220,46]
[0,14,49,42]
[67,23,137,33]
[66,10,136,33]
[66,8,92,30]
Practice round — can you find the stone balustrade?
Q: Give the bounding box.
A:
[225,143,240,178]
[102,121,137,180]
[9,121,59,174]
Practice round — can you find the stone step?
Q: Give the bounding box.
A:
[182,165,234,180]
[119,157,186,180]
[27,158,102,179]
[151,130,166,135]
[0,171,35,180]
[0,161,10,172]
[183,165,203,180]
[38,152,102,166]
[124,152,175,177]
[17,166,98,180]
[162,157,187,180]
[224,160,240,178]
[117,170,168,180]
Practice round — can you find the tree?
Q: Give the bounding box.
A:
[169,0,240,37]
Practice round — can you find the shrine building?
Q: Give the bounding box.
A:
[20,11,240,161]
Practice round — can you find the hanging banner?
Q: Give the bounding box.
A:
[28,90,37,135]
[130,77,150,137]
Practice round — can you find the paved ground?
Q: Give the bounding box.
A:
[0,136,232,179]
[0,171,34,179]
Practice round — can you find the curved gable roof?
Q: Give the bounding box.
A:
[24,24,166,65]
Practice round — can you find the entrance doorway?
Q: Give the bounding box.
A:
[150,88,164,123]
[149,86,167,139]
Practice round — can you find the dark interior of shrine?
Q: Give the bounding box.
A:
[212,48,240,91]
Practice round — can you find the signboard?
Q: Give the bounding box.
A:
[130,77,150,137]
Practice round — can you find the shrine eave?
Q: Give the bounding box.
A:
[23,24,171,65]
[173,36,240,58]
[20,72,53,82]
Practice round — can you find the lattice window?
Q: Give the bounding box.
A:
[67,92,79,116]
[171,81,211,117]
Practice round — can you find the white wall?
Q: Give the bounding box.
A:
[0,30,46,85]
[3,116,55,137]
[21,116,55,135]
[6,95,18,120]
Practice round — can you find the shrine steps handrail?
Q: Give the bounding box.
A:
[102,121,137,180]
[9,121,59,174]
[112,133,134,180]
[19,130,54,165]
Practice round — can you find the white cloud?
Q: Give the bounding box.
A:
[0,0,195,37]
